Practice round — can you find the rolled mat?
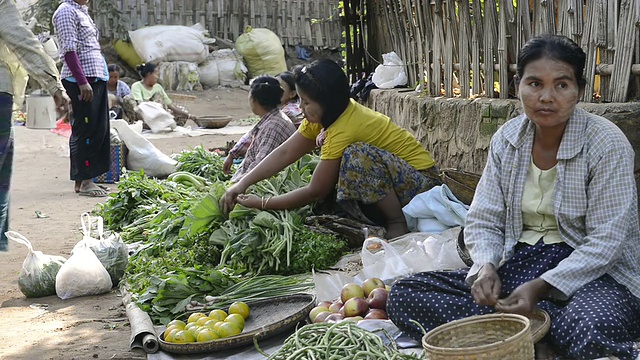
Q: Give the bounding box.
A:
[126,302,160,353]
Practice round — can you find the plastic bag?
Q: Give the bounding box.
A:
[136,101,177,133]
[235,27,287,77]
[198,49,247,88]
[129,24,213,64]
[6,231,66,298]
[110,119,177,177]
[402,184,469,234]
[360,236,434,281]
[371,52,408,89]
[56,243,113,300]
[73,213,128,286]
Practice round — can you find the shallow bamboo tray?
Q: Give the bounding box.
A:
[158,294,315,354]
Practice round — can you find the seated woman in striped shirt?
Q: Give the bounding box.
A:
[387,34,640,360]
[223,75,296,182]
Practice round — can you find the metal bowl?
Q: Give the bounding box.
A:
[194,115,233,129]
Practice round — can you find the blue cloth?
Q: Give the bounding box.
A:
[387,241,640,359]
[0,93,14,251]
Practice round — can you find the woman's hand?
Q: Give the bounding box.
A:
[223,155,234,174]
[222,183,246,214]
[52,89,70,114]
[495,278,550,315]
[236,194,262,209]
[471,263,502,306]
[79,83,93,102]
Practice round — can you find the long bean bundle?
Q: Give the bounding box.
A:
[258,322,422,360]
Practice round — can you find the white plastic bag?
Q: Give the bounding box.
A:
[73,213,128,286]
[55,243,113,300]
[403,184,469,234]
[372,51,408,89]
[198,49,247,88]
[6,231,66,298]
[129,24,213,64]
[360,235,434,281]
[110,119,177,177]
[421,227,469,271]
[136,101,177,133]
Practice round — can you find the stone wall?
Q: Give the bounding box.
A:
[367,89,640,175]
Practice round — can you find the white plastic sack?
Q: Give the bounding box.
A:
[74,213,128,286]
[7,231,67,298]
[403,184,469,234]
[157,61,202,91]
[55,243,113,300]
[372,51,408,89]
[110,119,177,177]
[198,49,247,88]
[137,101,177,133]
[129,24,213,64]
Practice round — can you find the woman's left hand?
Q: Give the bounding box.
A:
[495,278,550,315]
[236,194,262,209]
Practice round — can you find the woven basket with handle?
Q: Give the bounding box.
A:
[422,313,535,360]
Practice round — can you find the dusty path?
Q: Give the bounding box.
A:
[0,88,250,360]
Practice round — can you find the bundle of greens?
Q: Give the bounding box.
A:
[172,145,231,182]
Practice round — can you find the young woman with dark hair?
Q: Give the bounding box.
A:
[223,75,296,181]
[387,34,640,360]
[223,59,439,239]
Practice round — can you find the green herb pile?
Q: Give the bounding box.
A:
[95,151,349,324]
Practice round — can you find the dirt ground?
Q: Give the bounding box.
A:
[0,88,251,360]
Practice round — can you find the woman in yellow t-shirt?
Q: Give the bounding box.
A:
[122,63,193,124]
[222,59,439,238]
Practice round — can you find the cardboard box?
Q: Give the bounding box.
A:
[93,144,127,184]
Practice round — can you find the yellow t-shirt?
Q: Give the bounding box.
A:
[298,99,435,170]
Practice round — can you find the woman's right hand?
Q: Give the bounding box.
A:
[223,155,234,174]
[222,182,246,214]
[79,83,93,102]
[471,263,502,306]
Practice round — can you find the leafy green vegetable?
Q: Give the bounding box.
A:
[172,145,231,182]
[279,227,349,276]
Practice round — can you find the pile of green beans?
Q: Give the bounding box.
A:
[256,322,422,360]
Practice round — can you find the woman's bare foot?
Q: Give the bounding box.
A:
[76,179,109,197]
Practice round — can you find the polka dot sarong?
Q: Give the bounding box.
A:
[387,241,640,359]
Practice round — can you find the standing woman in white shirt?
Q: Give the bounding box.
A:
[53,0,111,197]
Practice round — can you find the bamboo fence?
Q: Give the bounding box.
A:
[358,0,640,102]
[91,0,343,49]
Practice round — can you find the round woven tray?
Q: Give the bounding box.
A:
[194,115,232,129]
[158,294,315,354]
[422,313,535,360]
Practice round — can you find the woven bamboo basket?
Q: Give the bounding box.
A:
[422,313,535,360]
[440,169,481,206]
